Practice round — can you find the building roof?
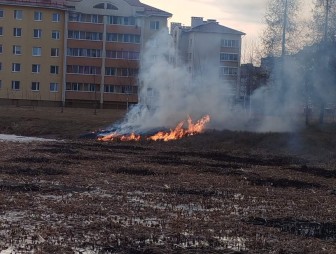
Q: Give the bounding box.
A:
[0,0,68,9]
[124,0,172,17]
[185,22,245,36]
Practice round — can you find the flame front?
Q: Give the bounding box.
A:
[98,115,210,142]
[98,132,140,142]
[148,115,210,141]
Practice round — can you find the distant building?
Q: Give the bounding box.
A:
[171,17,245,97]
[0,0,171,108]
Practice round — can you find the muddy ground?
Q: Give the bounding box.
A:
[0,125,336,253]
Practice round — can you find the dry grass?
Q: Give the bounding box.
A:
[0,105,126,139]
[0,106,336,253]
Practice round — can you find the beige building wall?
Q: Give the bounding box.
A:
[0,4,65,103]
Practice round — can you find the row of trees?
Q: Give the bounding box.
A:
[257,0,336,124]
[262,0,336,57]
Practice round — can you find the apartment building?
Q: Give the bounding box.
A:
[171,17,245,98]
[0,0,66,106]
[0,0,171,108]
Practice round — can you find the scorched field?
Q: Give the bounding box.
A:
[0,127,336,254]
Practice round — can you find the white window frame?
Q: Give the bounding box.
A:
[52,13,60,22]
[13,45,21,55]
[51,48,59,57]
[34,11,42,21]
[52,30,60,40]
[32,47,41,56]
[32,64,40,73]
[14,10,22,20]
[33,29,42,38]
[50,82,58,92]
[31,81,40,91]
[13,28,22,37]
[220,52,238,62]
[12,63,21,72]
[150,20,160,30]
[12,80,20,90]
[50,65,59,74]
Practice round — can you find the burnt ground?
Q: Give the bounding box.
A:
[0,129,336,254]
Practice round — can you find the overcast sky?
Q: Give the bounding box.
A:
[141,0,314,40]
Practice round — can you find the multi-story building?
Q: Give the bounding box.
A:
[171,17,245,98]
[0,0,171,108]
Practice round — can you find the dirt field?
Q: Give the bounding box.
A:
[0,106,336,253]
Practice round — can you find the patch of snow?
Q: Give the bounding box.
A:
[0,247,14,254]
[0,134,57,142]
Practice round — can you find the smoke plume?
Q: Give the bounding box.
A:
[107,30,335,135]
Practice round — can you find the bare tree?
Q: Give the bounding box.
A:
[310,0,336,43]
[261,0,302,57]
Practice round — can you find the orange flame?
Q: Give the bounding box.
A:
[148,115,210,141]
[98,132,140,142]
[98,115,210,142]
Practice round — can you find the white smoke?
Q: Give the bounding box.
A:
[108,29,328,135]
[113,29,244,134]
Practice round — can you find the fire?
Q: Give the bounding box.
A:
[98,115,210,142]
[148,115,210,141]
[98,132,140,142]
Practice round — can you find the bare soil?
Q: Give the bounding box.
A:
[0,106,336,253]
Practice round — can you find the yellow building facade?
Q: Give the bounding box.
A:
[0,0,171,108]
[0,2,66,106]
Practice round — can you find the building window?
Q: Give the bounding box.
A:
[105,67,116,76]
[66,65,101,75]
[50,83,58,92]
[108,16,135,25]
[150,21,160,30]
[106,33,140,43]
[33,29,42,38]
[12,63,21,72]
[52,13,60,22]
[0,80,2,89]
[51,48,59,57]
[106,50,140,60]
[32,47,41,56]
[220,67,238,76]
[50,65,59,74]
[67,48,101,57]
[0,62,2,71]
[0,27,2,36]
[93,3,105,9]
[0,9,4,18]
[220,53,238,61]
[31,82,40,91]
[66,82,96,92]
[52,30,60,40]
[68,30,103,41]
[34,11,42,21]
[14,10,22,20]
[12,81,20,90]
[13,45,22,55]
[221,39,239,48]
[0,44,2,54]
[32,64,40,73]
[13,28,22,37]
[69,12,103,23]
[104,85,114,93]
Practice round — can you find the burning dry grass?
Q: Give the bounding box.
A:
[0,131,336,253]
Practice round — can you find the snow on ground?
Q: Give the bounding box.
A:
[0,134,57,142]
